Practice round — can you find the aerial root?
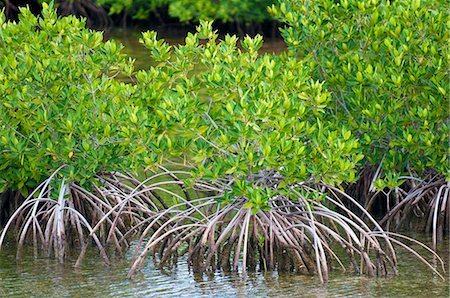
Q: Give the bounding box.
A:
[0,168,181,264]
[126,184,441,283]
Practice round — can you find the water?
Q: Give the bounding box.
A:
[0,237,448,297]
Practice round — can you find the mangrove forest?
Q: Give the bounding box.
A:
[0,0,448,296]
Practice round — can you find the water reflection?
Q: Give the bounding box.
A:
[0,236,448,297]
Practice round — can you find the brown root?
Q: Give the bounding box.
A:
[377,176,449,249]
[0,168,174,265]
[127,183,441,283]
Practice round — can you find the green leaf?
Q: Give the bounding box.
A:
[243,201,254,209]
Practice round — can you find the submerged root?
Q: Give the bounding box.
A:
[346,167,449,247]
[378,176,449,249]
[127,184,445,283]
[0,167,181,264]
[0,170,109,264]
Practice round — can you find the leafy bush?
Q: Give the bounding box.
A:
[123,22,423,282]
[271,0,449,188]
[0,3,184,264]
[134,21,362,213]
[167,0,274,23]
[96,0,167,20]
[0,2,136,193]
[0,3,445,280]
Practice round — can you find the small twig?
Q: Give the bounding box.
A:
[196,133,229,155]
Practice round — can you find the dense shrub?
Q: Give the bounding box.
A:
[133,21,362,212]
[0,2,445,280]
[271,0,449,188]
[0,3,161,263]
[271,0,449,241]
[123,22,419,282]
[0,2,136,194]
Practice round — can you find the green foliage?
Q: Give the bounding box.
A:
[0,3,137,193]
[271,0,449,186]
[96,0,274,23]
[96,0,167,19]
[135,21,361,213]
[167,0,274,23]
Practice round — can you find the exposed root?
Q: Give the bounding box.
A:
[1,167,445,281]
[378,176,449,249]
[0,168,176,264]
[2,0,18,20]
[345,166,449,247]
[126,184,445,283]
[0,175,110,263]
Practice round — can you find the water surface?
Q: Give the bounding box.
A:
[0,236,448,297]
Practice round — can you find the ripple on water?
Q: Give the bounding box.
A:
[0,237,448,297]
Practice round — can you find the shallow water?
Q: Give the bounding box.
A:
[0,235,448,297]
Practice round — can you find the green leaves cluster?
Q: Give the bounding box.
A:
[135,21,361,212]
[0,3,137,193]
[96,0,167,20]
[271,0,449,187]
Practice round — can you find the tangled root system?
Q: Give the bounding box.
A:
[127,183,445,282]
[0,167,186,265]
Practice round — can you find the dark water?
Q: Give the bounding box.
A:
[0,236,448,297]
